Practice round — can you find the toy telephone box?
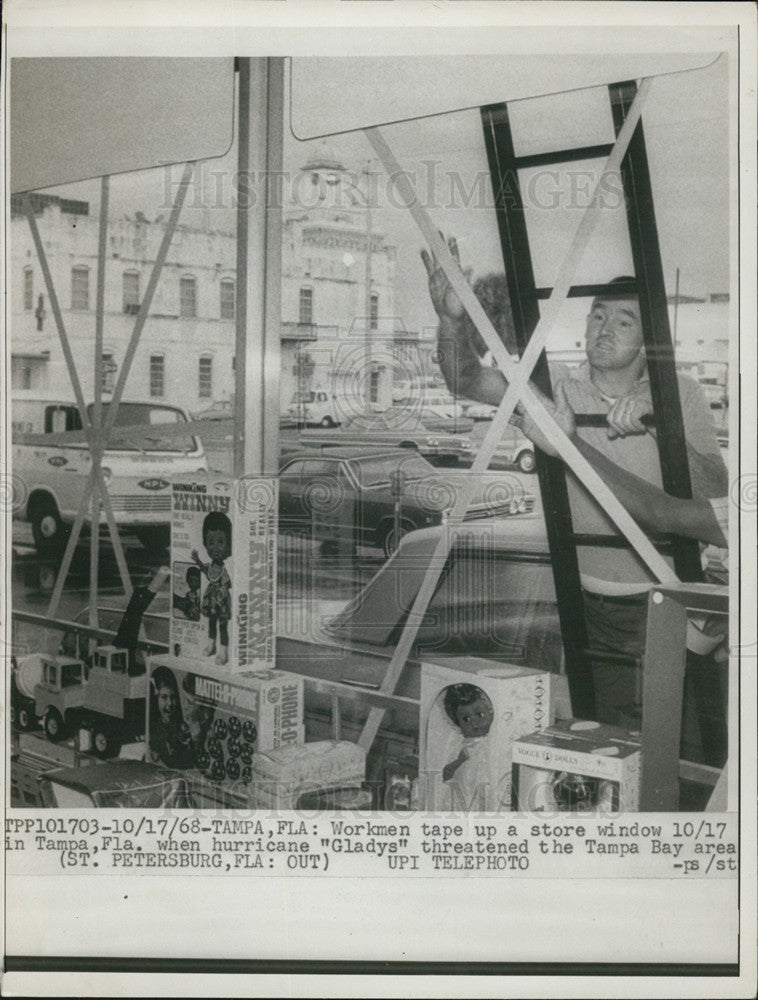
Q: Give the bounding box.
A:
[170,473,277,673]
[419,656,553,812]
[146,658,304,795]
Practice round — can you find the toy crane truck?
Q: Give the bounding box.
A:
[22,567,169,759]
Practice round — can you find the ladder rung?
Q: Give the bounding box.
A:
[562,533,673,552]
[512,143,614,170]
[574,413,655,428]
[530,280,638,300]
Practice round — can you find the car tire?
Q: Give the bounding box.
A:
[380,519,415,559]
[91,722,121,759]
[517,450,536,474]
[44,708,66,742]
[135,526,171,552]
[320,416,336,428]
[31,501,68,553]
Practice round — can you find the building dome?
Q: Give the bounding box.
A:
[301,141,346,175]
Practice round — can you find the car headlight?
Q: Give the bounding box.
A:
[460,441,472,450]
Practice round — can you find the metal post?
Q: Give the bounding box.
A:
[90,175,110,640]
[235,58,284,477]
[364,160,373,405]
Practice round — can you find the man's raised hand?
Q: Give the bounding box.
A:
[420,233,470,324]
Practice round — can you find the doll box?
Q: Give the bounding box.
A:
[146,658,304,797]
[169,473,278,672]
[419,656,553,813]
[512,719,641,814]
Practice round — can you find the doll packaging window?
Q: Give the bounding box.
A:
[419,656,554,813]
[512,719,641,814]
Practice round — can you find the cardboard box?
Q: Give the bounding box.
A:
[146,659,304,796]
[419,656,553,812]
[169,473,277,672]
[512,719,641,814]
[250,740,368,809]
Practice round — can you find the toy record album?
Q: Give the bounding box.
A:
[169,473,277,673]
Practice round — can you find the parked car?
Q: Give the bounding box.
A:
[287,390,341,427]
[12,392,207,552]
[278,447,535,558]
[465,422,537,474]
[325,518,564,673]
[300,410,474,464]
[464,402,498,421]
[191,399,234,421]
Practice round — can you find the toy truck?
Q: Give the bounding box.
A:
[25,568,170,759]
[32,645,146,758]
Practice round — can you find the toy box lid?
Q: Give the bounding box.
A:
[421,655,549,683]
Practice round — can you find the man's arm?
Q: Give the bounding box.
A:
[604,380,728,498]
[521,382,727,547]
[421,237,508,406]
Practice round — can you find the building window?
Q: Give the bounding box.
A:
[123,271,140,315]
[370,292,379,330]
[299,287,313,326]
[71,266,90,310]
[199,356,213,399]
[180,276,197,318]
[102,353,116,393]
[20,365,32,390]
[23,268,33,310]
[149,355,165,398]
[220,278,235,320]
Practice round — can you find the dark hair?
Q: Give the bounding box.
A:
[460,273,517,358]
[591,275,637,310]
[202,510,232,549]
[152,665,179,696]
[443,683,491,725]
[186,565,201,589]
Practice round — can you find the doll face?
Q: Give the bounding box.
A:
[205,528,230,563]
[455,695,494,739]
[157,685,179,726]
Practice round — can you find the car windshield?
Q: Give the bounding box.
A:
[351,453,435,488]
[88,402,196,453]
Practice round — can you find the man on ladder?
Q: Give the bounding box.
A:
[423,248,727,725]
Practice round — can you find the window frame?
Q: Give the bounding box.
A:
[198,355,213,399]
[149,354,165,398]
[179,274,198,319]
[219,277,235,320]
[298,285,313,326]
[23,267,34,311]
[122,270,141,315]
[71,265,90,311]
